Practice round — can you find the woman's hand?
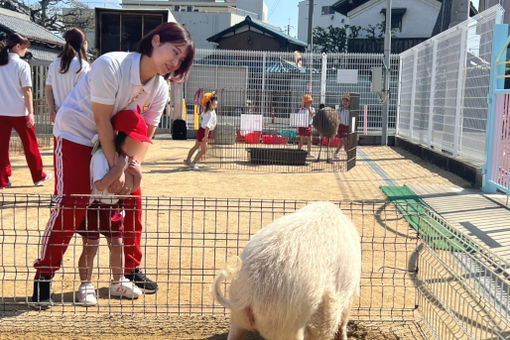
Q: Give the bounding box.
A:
[49,111,57,123]
[26,113,35,128]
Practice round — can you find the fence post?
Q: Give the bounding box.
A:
[320,53,327,105]
[262,51,266,115]
[483,23,509,193]
[409,50,418,140]
[453,27,468,157]
[427,39,438,148]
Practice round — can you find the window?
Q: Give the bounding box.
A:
[380,8,406,32]
[321,6,335,15]
[174,5,179,11]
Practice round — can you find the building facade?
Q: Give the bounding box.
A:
[121,0,267,49]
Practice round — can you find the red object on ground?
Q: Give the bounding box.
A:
[245,132,262,144]
[262,134,289,144]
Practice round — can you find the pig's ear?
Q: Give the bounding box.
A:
[245,306,256,328]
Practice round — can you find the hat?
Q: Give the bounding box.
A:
[302,94,313,104]
[202,91,216,106]
[341,93,351,101]
[112,110,152,144]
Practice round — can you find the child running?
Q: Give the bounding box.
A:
[184,91,217,171]
[76,110,151,306]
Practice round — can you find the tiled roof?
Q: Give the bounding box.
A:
[27,43,61,65]
[0,12,65,45]
[207,16,307,47]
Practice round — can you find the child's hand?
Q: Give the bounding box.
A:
[127,159,142,179]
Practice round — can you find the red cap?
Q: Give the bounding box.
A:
[112,110,152,144]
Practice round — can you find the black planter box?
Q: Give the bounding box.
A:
[247,148,308,165]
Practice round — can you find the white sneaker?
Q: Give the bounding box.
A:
[307,152,315,158]
[333,153,340,160]
[76,282,97,306]
[110,277,142,299]
[191,163,200,171]
[35,173,52,186]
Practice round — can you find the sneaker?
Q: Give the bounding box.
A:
[110,276,142,299]
[183,159,191,166]
[35,173,52,186]
[307,152,315,159]
[125,268,158,294]
[190,163,200,171]
[30,276,53,309]
[76,282,97,306]
[333,153,340,160]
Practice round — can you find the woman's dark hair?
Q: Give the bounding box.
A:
[114,131,128,154]
[204,96,218,112]
[0,33,30,66]
[59,28,89,74]
[137,22,195,83]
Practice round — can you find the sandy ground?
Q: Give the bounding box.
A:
[0,136,471,339]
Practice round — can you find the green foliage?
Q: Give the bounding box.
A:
[312,25,361,53]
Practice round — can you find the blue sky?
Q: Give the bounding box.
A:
[266,0,299,38]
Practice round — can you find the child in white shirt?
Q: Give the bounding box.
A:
[184,91,218,171]
[297,94,315,158]
[75,110,151,306]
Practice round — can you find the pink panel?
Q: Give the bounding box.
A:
[494,93,510,187]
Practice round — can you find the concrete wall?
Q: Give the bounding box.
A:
[237,0,267,22]
[168,11,245,49]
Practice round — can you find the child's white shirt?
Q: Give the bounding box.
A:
[298,107,315,126]
[0,53,32,116]
[200,109,217,130]
[89,149,128,204]
[337,107,350,126]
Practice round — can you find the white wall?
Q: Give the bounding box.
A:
[237,0,267,22]
[297,0,348,44]
[348,0,441,38]
[172,11,245,49]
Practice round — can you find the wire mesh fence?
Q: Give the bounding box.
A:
[185,49,400,135]
[200,89,359,172]
[0,194,508,338]
[398,5,503,165]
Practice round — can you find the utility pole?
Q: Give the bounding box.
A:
[381,0,391,146]
[307,0,314,93]
[307,0,314,49]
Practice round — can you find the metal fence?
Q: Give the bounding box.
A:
[398,6,504,165]
[184,49,400,135]
[1,194,509,339]
[200,89,359,173]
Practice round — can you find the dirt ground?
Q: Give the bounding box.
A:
[0,137,470,339]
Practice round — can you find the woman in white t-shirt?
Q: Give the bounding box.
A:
[45,28,90,123]
[31,22,195,307]
[0,33,51,189]
[184,91,217,171]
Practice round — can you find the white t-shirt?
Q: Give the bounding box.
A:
[89,149,128,204]
[337,107,350,126]
[46,56,90,111]
[200,110,217,130]
[0,53,32,116]
[53,52,169,147]
[298,107,315,126]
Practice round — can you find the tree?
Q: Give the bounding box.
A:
[312,25,361,53]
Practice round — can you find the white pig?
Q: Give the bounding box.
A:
[212,201,361,340]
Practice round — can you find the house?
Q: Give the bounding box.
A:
[329,0,444,53]
[0,7,64,65]
[207,16,307,52]
[120,0,268,49]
